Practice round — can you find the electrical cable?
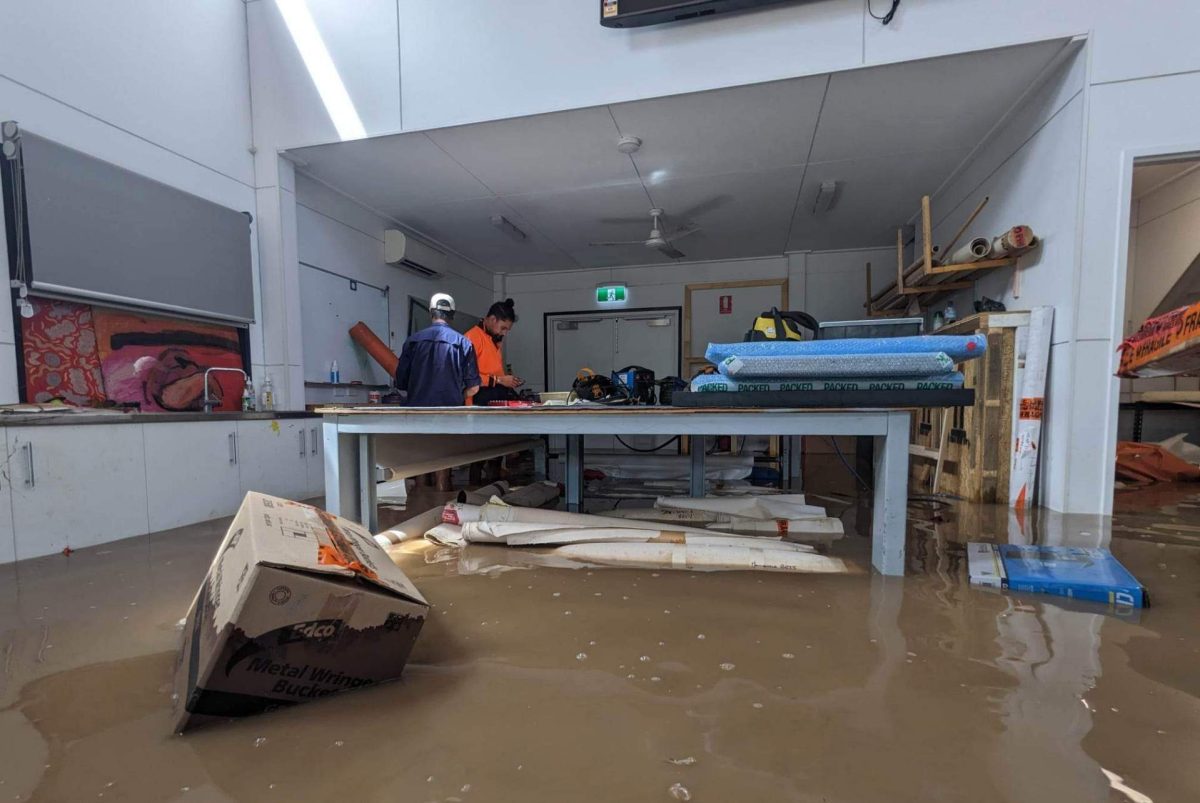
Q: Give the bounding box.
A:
[827,437,872,492]
[616,434,680,453]
[867,0,900,25]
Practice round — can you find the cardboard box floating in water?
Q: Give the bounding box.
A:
[172,492,428,733]
[967,542,1146,610]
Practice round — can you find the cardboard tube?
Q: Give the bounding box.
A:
[349,321,399,377]
[990,225,1035,257]
[947,237,992,265]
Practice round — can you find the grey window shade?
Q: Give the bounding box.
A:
[19,131,254,324]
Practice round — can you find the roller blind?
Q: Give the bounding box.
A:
[17,131,254,324]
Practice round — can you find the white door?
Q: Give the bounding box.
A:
[546,316,616,392]
[0,430,14,564]
[613,312,680,450]
[687,282,786,369]
[144,421,242,532]
[236,418,310,501]
[8,424,150,560]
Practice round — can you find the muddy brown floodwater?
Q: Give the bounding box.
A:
[1,484,1199,802]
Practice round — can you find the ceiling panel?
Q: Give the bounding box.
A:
[289,133,491,214]
[394,197,578,273]
[426,106,641,196]
[1132,161,1200,199]
[610,75,827,182]
[646,166,805,262]
[787,149,972,252]
[809,39,1065,163]
[503,182,675,269]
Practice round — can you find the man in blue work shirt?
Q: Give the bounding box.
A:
[395,292,481,407]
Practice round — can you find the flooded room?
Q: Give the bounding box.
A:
[2,2,1200,801]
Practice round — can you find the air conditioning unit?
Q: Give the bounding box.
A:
[385,230,446,278]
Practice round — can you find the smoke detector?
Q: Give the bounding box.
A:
[616,135,642,155]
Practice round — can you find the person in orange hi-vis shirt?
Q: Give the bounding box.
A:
[465,298,524,406]
[465,299,524,484]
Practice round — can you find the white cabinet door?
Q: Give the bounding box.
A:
[8,424,150,560]
[0,430,15,565]
[144,421,242,532]
[304,421,324,500]
[236,418,309,501]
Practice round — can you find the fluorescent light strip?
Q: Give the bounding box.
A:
[275,0,367,141]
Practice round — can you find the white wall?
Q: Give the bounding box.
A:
[0,1,257,401]
[503,248,891,391]
[294,173,493,403]
[920,45,1086,511]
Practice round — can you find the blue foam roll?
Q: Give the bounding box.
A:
[718,352,956,378]
[691,372,966,393]
[705,334,987,364]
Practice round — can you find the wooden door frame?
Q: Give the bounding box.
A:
[683,278,788,377]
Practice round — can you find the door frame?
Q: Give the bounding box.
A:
[683,278,788,377]
[543,306,683,392]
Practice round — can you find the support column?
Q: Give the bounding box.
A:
[253,155,305,409]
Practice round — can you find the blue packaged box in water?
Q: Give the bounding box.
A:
[967,543,1146,608]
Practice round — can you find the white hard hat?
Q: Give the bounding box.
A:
[430,292,455,313]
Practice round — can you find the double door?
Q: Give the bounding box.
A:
[546,309,680,451]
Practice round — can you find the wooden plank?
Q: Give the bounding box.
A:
[921,195,934,283]
[925,257,1015,275]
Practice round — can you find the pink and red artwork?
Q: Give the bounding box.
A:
[20,298,107,406]
[93,308,244,412]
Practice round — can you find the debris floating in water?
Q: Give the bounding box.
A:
[719,662,735,671]
[640,655,652,662]
[782,653,795,659]
[696,634,706,640]
[576,653,588,661]
[669,782,692,800]
[666,757,697,766]
[254,737,266,748]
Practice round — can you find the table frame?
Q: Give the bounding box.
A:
[321,407,911,576]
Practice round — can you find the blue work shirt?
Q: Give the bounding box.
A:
[394,321,481,406]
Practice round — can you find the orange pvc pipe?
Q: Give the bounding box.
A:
[349,321,399,377]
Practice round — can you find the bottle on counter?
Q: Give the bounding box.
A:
[242,378,257,412]
[330,360,340,384]
[261,375,275,411]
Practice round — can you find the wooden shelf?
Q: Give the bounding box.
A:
[864,194,1036,316]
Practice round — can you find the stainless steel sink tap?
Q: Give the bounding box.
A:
[202,367,247,413]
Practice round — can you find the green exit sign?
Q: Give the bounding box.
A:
[597,285,627,303]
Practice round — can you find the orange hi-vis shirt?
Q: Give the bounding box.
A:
[465,325,504,388]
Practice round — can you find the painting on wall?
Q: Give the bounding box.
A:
[92,308,245,412]
[20,298,107,406]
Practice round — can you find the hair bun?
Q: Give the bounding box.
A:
[504,298,515,308]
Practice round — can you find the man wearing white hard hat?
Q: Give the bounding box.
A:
[395,293,480,407]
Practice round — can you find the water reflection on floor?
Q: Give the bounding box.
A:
[1,483,1198,802]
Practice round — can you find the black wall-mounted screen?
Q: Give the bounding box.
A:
[601,0,799,28]
[12,130,254,324]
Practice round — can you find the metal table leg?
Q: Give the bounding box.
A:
[690,438,706,497]
[532,436,548,481]
[566,434,584,512]
[358,433,378,533]
[871,411,910,576]
[324,420,363,521]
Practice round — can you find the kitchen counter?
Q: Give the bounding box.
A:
[0,410,318,427]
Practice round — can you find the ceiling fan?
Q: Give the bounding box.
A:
[588,208,701,260]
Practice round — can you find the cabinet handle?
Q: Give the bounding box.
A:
[228,432,237,465]
[23,442,35,488]
[311,426,318,456]
[299,428,306,457]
